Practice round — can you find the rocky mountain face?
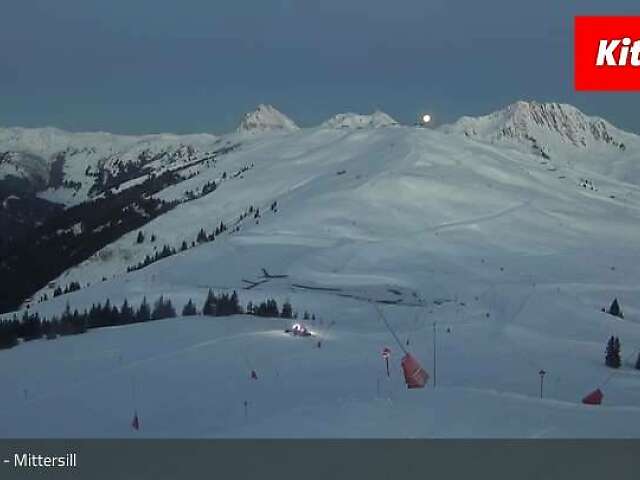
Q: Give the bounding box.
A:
[441,101,629,159]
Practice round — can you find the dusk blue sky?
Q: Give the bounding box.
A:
[1,1,639,134]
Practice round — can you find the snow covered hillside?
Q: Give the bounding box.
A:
[2,101,640,437]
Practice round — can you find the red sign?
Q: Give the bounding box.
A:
[575,16,640,91]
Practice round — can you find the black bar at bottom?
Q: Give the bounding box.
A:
[0,440,638,480]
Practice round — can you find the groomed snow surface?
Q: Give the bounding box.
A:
[2,102,640,437]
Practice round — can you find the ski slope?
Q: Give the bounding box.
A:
[1,302,640,438]
[2,102,640,437]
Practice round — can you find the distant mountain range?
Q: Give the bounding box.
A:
[1,100,639,313]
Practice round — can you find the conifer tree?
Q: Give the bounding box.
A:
[44,318,59,340]
[203,289,217,316]
[231,291,241,314]
[605,336,621,368]
[22,311,43,341]
[88,303,100,328]
[111,305,120,325]
[264,299,279,317]
[120,299,135,324]
[182,299,198,316]
[152,295,176,320]
[59,313,71,335]
[281,301,293,319]
[255,301,267,317]
[0,320,19,349]
[136,297,151,322]
[607,298,624,318]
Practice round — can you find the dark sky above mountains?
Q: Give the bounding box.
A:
[1,0,639,134]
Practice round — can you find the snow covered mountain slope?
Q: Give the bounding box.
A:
[321,111,398,129]
[442,101,626,150]
[0,126,219,206]
[33,119,640,297]
[1,311,639,438]
[0,151,50,190]
[441,101,640,185]
[236,104,299,134]
[3,103,640,437]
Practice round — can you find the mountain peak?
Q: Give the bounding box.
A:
[321,110,398,129]
[236,104,299,134]
[442,101,627,157]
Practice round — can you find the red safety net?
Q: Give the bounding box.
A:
[401,353,429,389]
[582,388,603,405]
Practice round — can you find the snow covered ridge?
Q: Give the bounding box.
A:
[0,126,218,162]
[321,111,398,129]
[441,101,629,157]
[2,100,639,208]
[0,151,49,188]
[0,126,221,205]
[236,104,299,134]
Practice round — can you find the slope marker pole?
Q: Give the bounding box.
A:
[433,321,437,388]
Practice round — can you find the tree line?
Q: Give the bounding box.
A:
[125,198,273,275]
[0,171,181,313]
[126,221,228,273]
[0,290,308,351]
[0,144,245,313]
